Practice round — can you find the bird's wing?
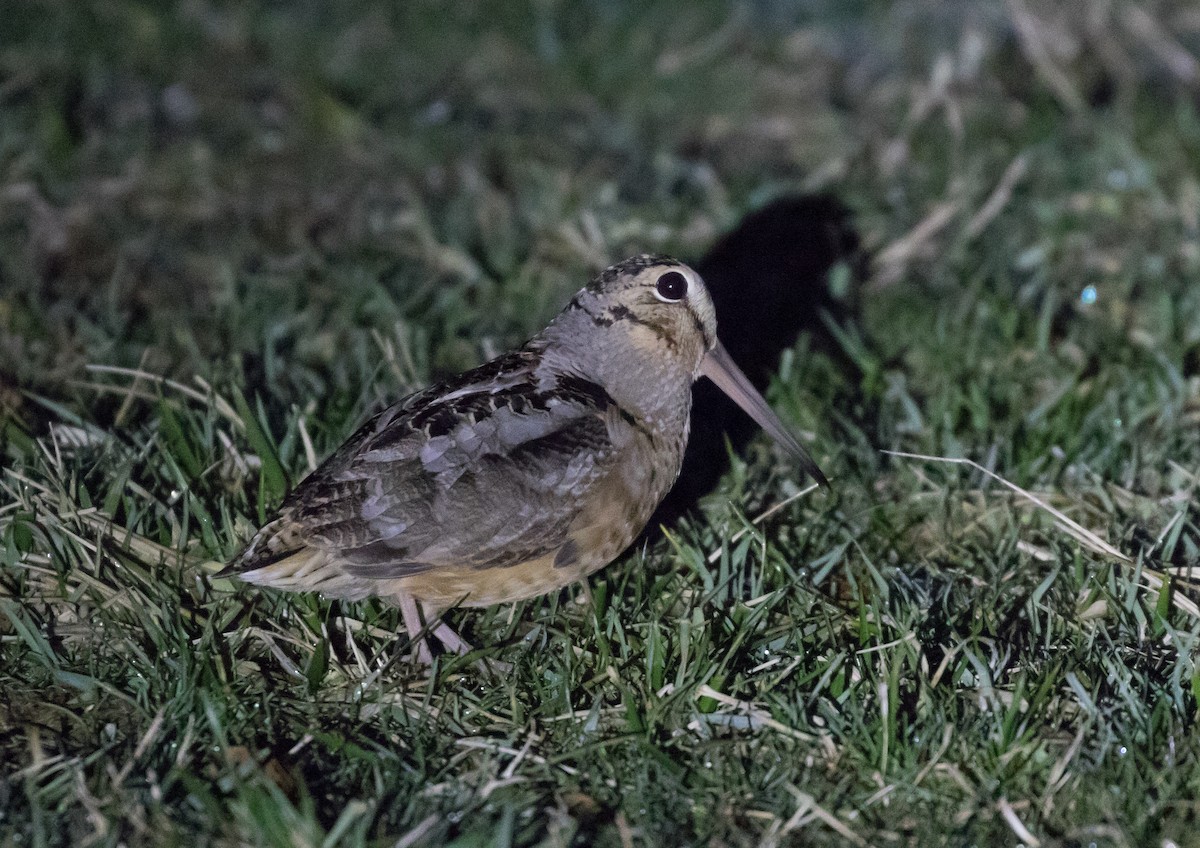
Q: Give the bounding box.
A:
[227,351,635,579]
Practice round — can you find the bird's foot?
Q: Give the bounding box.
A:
[394,591,509,671]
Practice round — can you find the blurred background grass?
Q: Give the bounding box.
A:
[3,1,1200,846]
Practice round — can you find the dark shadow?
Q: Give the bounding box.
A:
[649,193,863,527]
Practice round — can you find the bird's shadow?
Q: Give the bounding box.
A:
[645,193,863,533]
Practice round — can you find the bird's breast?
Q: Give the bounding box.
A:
[553,408,690,575]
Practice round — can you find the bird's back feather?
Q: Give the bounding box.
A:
[221,348,651,605]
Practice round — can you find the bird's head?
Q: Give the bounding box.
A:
[565,254,718,376]
[542,254,828,487]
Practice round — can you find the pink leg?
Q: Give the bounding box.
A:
[427,616,474,656]
[394,593,509,671]
[396,591,433,665]
[430,614,512,673]
[394,592,476,662]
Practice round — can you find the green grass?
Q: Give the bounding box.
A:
[4,1,1200,845]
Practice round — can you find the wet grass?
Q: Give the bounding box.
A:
[3,1,1200,845]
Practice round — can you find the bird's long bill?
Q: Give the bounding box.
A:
[699,341,829,488]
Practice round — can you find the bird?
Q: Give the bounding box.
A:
[218,255,827,663]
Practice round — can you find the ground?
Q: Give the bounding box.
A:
[3,1,1200,846]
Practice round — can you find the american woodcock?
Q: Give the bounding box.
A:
[220,255,827,662]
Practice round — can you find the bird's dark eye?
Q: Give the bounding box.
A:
[654,270,688,302]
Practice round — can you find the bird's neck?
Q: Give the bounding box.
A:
[532,308,697,434]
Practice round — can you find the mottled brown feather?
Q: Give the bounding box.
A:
[220,349,644,604]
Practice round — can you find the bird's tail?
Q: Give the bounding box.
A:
[216,516,371,600]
